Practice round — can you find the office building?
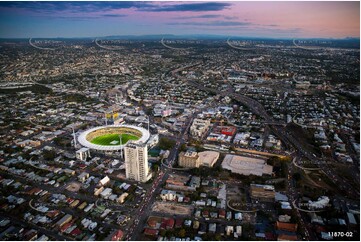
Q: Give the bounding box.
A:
[178,150,201,168]
[190,118,211,138]
[76,147,90,161]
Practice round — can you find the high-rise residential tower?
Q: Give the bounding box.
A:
[124,142,151,182]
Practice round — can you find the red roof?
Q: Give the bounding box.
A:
[276,222,298,232]
[161,218,174,229]
[277,234,298,241]
[111,230,124,241]
[144,228,159,236]
[46,210,60,218]
[175,218,184,228]
[70,228,82,236]
[265,232,276,240]
[60,222,73,233]
[315,225,326,233]
[147,218,158,228]
[219,209,226,217]
[221,126,237,136]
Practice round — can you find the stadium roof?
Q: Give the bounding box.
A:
[78,124,150,151]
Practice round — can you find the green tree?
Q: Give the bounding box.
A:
[158,137,176,150]
[159,230,166,237]
[214,234,222,241]
[178,229,186,238]
[179,143,187,152]
[43,150,56,160]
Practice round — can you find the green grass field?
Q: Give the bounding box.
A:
[90,133,139,146]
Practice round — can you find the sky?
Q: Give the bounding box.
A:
[0,1,359,39]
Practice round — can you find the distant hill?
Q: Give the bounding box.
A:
[0,35,359,48]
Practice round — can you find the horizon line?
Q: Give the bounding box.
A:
[0,34,359,40]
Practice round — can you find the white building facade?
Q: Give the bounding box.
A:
[124,142,151,182]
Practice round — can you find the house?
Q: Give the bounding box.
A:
[62,168,75,176]
[195,200,206,206]
[320,232,333,240]
[210,212,218,219]
[118,193,129,204]
[160,218,174,230]
[219,209,226,219]
[78,172,89,182]
[175,218,183,228]
[160,190,177,201]
[226,211,232,220]
[100,188,113,199]
[70,228,82,237]
[278,215,291,223]
[225,226,234,236]
[208,223,216,233]
[347,212,357,225]
[193,221,200,230]
[110,230,124,241]
[99,176,110,186]
[144,228,159,236]
[235,212,242,220]
[236,226,242,236]
[276,222,298,232]
[202,210,209,218]
[184,220,192,227]
[94,187,104,196]
[55,214,72,228]
[277,234,298,241]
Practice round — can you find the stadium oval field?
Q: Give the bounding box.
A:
[90,133,139,146]
[78,125,150,151]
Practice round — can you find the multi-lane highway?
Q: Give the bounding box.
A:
[186,79,359,200]
[124,108,195,240]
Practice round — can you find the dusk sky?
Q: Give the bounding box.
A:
[0,1,359,39]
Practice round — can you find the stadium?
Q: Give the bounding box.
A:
[78,125,150,151]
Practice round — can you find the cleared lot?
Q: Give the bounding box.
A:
[152,202,193,216]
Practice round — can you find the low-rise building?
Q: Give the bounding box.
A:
[178,151,200,168]
[76,147,91,161]
[221,154,273,176]
[78,172,89,182]
[190,118,211,138]
[55,214,72,228]
[198,151,220,167]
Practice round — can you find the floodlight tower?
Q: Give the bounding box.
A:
[147,115,150,132]
[119,134,123,159]
[72,127,77,149]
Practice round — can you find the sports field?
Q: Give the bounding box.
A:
[90,133,139,146]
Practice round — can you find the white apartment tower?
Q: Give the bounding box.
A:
[124,142,151,183]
